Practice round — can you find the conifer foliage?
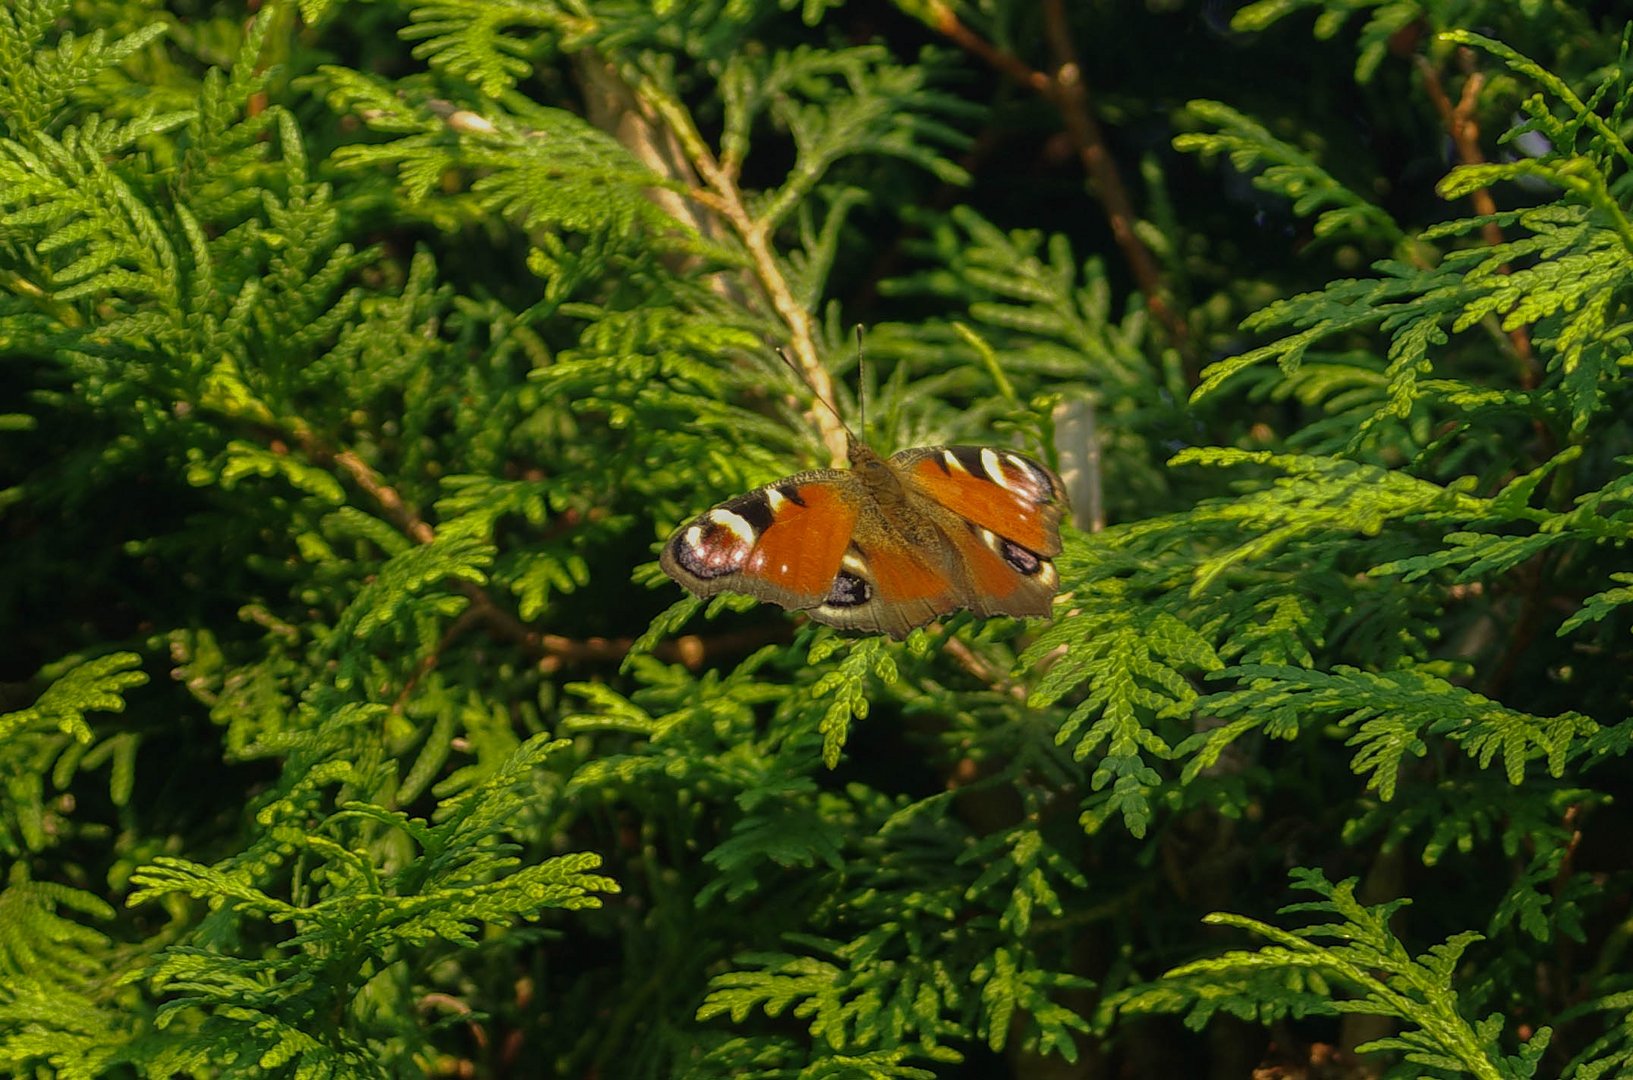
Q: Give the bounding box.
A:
[3,0,1633,1075]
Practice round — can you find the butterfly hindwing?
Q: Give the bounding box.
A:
[936,514,1060,618]
[807,532,960,638]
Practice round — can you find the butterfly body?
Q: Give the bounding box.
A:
[661,435,1065,638]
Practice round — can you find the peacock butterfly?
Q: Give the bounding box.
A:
[659,349,1067,639]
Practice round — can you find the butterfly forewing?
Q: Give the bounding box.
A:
[659,471,860,612]
[936,515,1059,617]
[893,446,1064,557]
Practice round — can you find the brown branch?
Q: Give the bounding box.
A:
[1041,0,1190,360]
[453,577,787,673]
[1417,51,1540,388]
[417,992,487,1054]
[574,53,751,313]
[613,69,848,464]
[1480,553,1549,700]
[924,1,1192,366]
[392,606,484,713]
[1545,801,1584,1013]
[286,427,775,680]
[331,448,437,544]
[1417,50,1560,711]
[940,634,1027,700]
[926,3,1050,97]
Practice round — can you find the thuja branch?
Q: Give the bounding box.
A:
[0,267,84,328]
[574,53,747,311]
[638,83,849,465]
[277,423,765,674]
[925,4,1050,96]
[1040,0,1189,359]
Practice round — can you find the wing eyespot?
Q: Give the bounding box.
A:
[966,521,1047,578]
[824,570,872,607]
[999,538,1044,576]
[667,519,753,580]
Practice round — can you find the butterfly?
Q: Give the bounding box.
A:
[660,409,1067,640]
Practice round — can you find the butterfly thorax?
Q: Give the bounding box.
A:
[846,437,908,506]
[846,437,950,555]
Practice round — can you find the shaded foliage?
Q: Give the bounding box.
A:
[4,0,1633,1076]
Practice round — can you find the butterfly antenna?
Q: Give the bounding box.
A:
[854,325,867,439]
[774,346,852,438]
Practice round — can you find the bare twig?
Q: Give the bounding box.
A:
[1417,51,1539,387]
[284,426,777,678]
[940,634,1027,701]
[923,0,1192,366]
[1040,0,1190,359]
[926,3,1050,97]
[1417,50,1561,712]
[452,569,786,673]
[574,53,751,311]
[392,606,484,712]
[1544,801,1584,1014]
[330,448,436,544]
[631,85,848,464]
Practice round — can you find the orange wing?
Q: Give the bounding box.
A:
[742,483,858,603]
[662,445,1066,638]
[660,472,860,611]
[893,446,1064,557]
[806,534,961,638]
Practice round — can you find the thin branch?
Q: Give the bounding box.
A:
[392,606,484,713]
[1040,0,1190,359]
[1417,51,1539,387]
[331,448,436,544]
[926,3,1050,97]
[1480,553,1549,700]
[1418,52,1560,698]
[1546,800,1584,1015]
[923,1,1192,366]
[941,634,1027,701]
[636,83,849,464]
[285,425,777,677]
[574,53,751,311]
[417,992,487,1051]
